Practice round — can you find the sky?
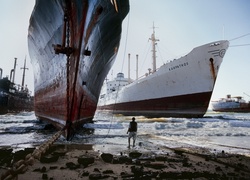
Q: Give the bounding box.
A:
[0,0,250,107]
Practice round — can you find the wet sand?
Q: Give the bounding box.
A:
[1,142,250,180]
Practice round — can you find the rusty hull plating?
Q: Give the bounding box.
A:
[28,0,129,139]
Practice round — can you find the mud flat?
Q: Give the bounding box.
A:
[1,143,250,179]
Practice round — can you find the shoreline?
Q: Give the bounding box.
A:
[1,143,250,179]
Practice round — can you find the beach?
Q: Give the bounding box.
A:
[1,111,250,179]
[1,141,250,179]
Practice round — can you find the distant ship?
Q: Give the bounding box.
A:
[212,94,250,112]
[28,0,129,139]
[0,58,33,114]
[97,27,229,118]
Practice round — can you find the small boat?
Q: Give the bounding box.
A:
[211,94,250,112]
[97,27,229,118]
[28,0,129,139]
[0,58,33,114]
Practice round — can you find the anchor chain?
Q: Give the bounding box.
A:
[52,3,73,56]
[64,3,73,140]
[1,131,62,180]
[52,2,73,140]
[1,3,75,180]
[66,17,72,140]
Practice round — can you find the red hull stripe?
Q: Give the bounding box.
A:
[98,91,212,118]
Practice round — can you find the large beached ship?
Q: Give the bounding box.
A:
[28,0,129,139]
[97,27,229,118]
[212,94,250,112]
[0,58,33,114]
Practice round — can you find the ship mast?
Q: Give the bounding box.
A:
[21,57,28,91]
[12,58,17,83]
[128,53,131,82]
[149,23,159,73]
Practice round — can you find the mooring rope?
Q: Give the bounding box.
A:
[92,12,131,144]
[1,130,62,180]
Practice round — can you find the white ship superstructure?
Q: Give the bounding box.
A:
[99,73,130,100]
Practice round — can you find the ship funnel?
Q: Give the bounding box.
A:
[12,58,17,83]
[10,69,14,82]
[0,68,2,79]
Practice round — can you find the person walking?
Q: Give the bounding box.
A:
[127,117,137,148]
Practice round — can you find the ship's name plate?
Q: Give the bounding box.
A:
[169,62,189,71]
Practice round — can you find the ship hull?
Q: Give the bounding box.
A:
[212,102,250,113]
[98,91,212,118]
[212,108,250,113]
[0,97,33,115]
[98,40,229,118]
[0,95,8,114]
[0,78,33,115]
[28,0,129,135]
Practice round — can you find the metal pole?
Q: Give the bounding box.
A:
[12,58,17,83]
[128,53,130,81]
[149,23,159,73]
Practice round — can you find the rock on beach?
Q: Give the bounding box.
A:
[1,144,250,180]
